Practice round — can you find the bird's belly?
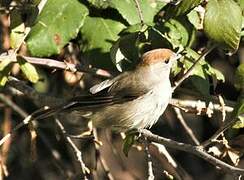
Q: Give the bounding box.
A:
[92,89,171,131]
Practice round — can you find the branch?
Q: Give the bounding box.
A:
[0,53,112,78]
[144,140,155,180]
[201,118,239,147]
[139,129,244,176]
[170,98,234,117]
[55,118,90,179]
[173,107,200,145]
[149,143,193,180]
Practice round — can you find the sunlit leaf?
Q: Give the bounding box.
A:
[111,0,166,25]
[17,56,39,83]
[80,17,125,69]
[27,0,88,56]
[204,0,242,52]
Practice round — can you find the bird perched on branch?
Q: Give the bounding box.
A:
[40,48,180,131]
[0,48,180,146]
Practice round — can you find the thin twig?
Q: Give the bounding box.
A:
[0,93,28,117]
[93,128,115,180]
[98,154,115,180]
[201,118,239,148]
[172,45,216,91]
[173,107,200,145]
[149,143,193,180]
[0,107,12,178]
[218,95,227,122]
[170,98,234,116]
[0,54,112,78]
[145,140,154,180]
[0,91,71,177]
[55,118,90,180]
[0,94,37,159]
[133,0,144,25]
[139,129,244,176]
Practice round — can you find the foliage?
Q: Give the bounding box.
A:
[1,0,244,179]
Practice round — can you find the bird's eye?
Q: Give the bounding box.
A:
[164,59,170,64]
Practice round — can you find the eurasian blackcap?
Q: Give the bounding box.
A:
[41,48,180,131]
[0,48,181,147]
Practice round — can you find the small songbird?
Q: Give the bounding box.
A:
[0,48,180,146]
[42,48,180,131]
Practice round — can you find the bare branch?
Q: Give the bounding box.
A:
[173,107,200,145]
[0,53,112,78]
[55,118,90,179]
[170,98,234,116]
[201,118,238,148]
[139,129,244,176]
[144,140,155,180]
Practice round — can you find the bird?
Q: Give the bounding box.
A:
[0,48,180,146]
[39,48,180,131]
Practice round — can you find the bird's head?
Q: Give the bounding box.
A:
[138,48,181,78]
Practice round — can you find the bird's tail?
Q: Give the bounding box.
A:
[0,105,61,146]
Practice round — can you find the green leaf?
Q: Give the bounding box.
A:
[88,0,113,9]
[207,68,225,82]
[232,99,244,129]
[0,64,12,87]
[17,56,39,83]
[110,33,141,71]
[9,8,26,49]
[110,40,127,72]
[120,23,150,35]
[33,69,50,93]
[123,133,137,157]
[176,48,224,96]
[204,0,242,52]
[111,0,166,25]
[150,18,195,49]
[0,55,15,71]
[164,18,191,48]
[187,9,202,30]
[80,17,126,69]
[165,0,202,17]
[10,23,26,49]
[27,0,88,57]
[0,54,16,86]
[235,64,244,90]
[239,0,244,11]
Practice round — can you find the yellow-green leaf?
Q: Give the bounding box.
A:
[232,99,244,129]
[0,56,14,71]
[17,57,39,83]
[0,64,12,87]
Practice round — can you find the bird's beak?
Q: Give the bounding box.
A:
[171,53,182,62]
